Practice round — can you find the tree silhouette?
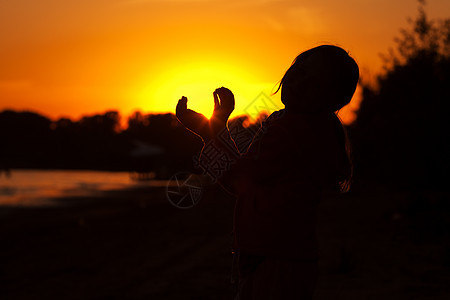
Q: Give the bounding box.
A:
[351,0,450,192]
[0,110,53,168]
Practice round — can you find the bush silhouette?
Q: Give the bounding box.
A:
[351,1,450,192]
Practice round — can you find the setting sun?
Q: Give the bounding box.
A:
[132,55,281,120]
[1,0,449,124]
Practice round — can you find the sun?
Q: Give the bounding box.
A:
[131,56,282,120]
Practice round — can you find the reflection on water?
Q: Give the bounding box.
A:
[0,169,166,206]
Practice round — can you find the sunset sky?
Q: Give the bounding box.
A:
[1,0,449,124]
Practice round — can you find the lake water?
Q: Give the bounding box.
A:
[0,169,164,206]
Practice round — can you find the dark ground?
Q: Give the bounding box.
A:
[1,182,449,299]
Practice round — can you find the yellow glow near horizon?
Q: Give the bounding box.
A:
[133,57,282,120]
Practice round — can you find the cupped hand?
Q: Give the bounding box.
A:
[176,96,210,140]
[213,87,235,121]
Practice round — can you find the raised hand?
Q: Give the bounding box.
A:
[210,87,235,136]
[176,96,211,140]
[212,87,235,123]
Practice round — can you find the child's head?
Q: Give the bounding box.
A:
[276,45,359,113]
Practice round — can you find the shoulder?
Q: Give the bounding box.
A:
[262,109,310,139]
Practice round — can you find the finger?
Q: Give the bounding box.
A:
[221,87,231,95]
[176,97,188,111]
[179,96,188,106]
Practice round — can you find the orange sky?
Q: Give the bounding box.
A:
[1,0,449,124]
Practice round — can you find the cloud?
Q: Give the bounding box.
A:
[264,17,284,32]
[0,80,33,90]
[120,0,287,5]
[286,6,326,35]
[120,0,215,4]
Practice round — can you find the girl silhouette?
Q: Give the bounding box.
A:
[176,45,359,299]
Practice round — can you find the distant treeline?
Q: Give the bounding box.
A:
[0,110,203,174]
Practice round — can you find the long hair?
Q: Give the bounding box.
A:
[333,113,353,192]
[274,45,358,192]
